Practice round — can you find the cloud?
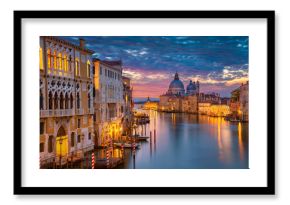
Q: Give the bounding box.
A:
[186,64,248,87]
[124,48,149,57]
[58,36,249,96]
[122,69,143,81]
[123,68,170,84]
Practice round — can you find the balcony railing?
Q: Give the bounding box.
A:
[75,108,84,115]
[40,109,74,117]
[47,68,74,78]
[89,108,94,114]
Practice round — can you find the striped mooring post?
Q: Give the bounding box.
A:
[91,152,95,169]
[133,138,136,156]
[106,149,110,168]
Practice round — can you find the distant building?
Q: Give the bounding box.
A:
[39,37,95,166]
[220,97,231,106]
[166,72,186,96]
[198,102,211,115]
[158,72,233,117]
[198,92,221,104]
[186,80,200,95]
[143,97,159,110]
[181,95,198,113]
[93,59,124,146]
[230,88,240,119]
[239,82,249,121]
[122,76,134,135]
[159,72,198,113]
[230,81,249,121]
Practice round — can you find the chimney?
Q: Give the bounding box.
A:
[79,38,85,48]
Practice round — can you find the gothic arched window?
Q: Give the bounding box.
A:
[70,93,73,109]
[87,60,90,78]
[58,53,62,70]
[53,51,57,69]
[39,48,43,70]
[77,93,80,109]
[71,132,75,147]
[48,92,52,109]
[54,93,58,109]
[46,49,51,68]
[63,55,67,72]
[75,58,80,76]
[65,93,69,109]
[88,93,91,109]
[40,91,44,110]
[59,92,64,109]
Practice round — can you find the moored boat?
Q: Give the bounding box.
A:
[114,142,141,149]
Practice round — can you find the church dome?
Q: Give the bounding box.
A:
[167,72,185,95]
[186,80,196,91]
[186,80,198,95]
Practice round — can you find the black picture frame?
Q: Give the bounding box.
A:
[14,10,275,195]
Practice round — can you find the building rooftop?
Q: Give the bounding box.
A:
[43,36,95,54]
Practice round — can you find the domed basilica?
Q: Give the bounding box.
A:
[166,72,199,96]
[159,72,199,113]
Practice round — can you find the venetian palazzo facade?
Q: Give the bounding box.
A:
[198,93,231,117]
[39,37,95,165]
[159,72,199,113]
[93,59,125,146]
[122,76,134,136]
[230,81,249,121]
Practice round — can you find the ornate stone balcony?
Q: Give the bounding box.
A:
[89,108,94,114]
[75,108,84,115]
[47,68,74,78]
[40,109,74,117]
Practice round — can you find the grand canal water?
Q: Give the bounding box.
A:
[118,107,249,169]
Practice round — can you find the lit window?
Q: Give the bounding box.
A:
[47,49,51,68]
[75,58,79,76]
[53,51,57,69]
[63,55,67,72]
[87,60,91,78]
[58,53,62,70]
[39,48,43,70]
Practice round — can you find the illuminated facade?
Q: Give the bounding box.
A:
[230,81,248,121]
[122,76,134,135]
[198,102,212,115]
[39,37,94,166]
[143,97,159,110]
[198,93,230,117]
[198,92,221,104]
[159,72,198,113]
[239,81,249,121]
[93,59,124,146]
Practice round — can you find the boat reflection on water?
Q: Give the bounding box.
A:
[117,106,248,169]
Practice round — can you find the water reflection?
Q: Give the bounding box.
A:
[117,108,248,169]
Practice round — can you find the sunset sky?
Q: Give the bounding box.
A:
[61,36,249,99]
